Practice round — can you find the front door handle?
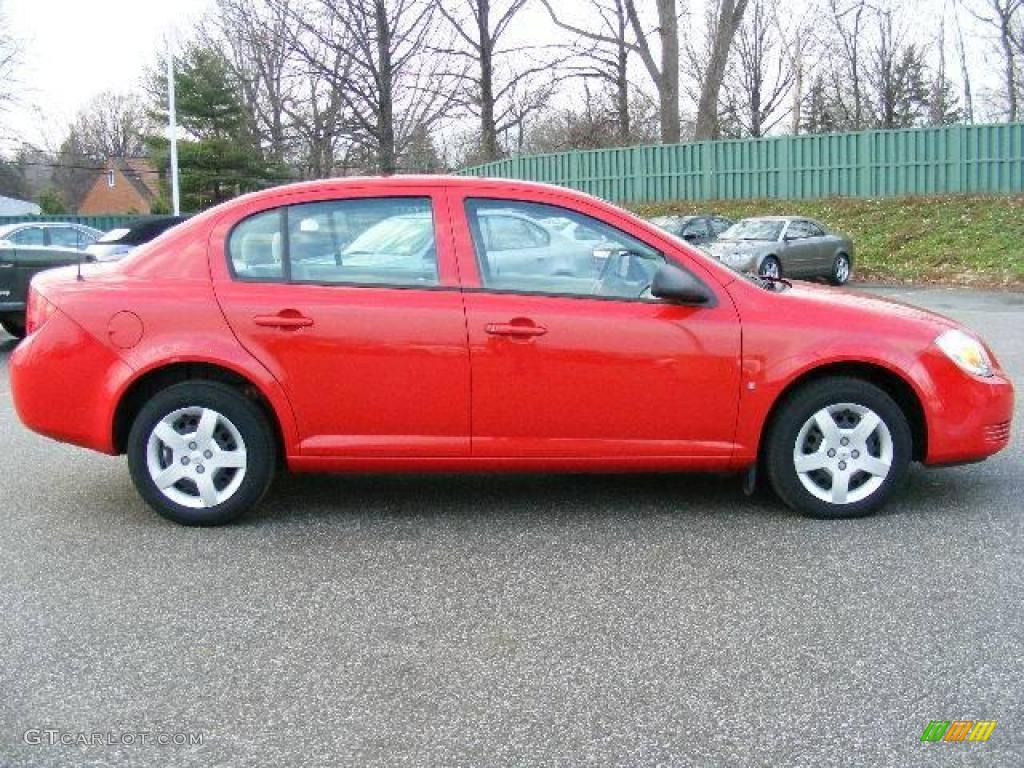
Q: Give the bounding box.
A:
[485,321,547,338]
[254,311,314,329]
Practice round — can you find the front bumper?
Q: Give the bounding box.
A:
[10,309,132,454]
[921,347,1015,465]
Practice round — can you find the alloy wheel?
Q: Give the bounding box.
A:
[760,258,780,279]
[146,406,248,509]
[834,254,850,283]
[792,402,893,505]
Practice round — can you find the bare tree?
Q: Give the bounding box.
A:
[284,48,351,177]
[0,0,21,124]
[623,0,681,143]
[70,91,151,159]
[967,0,1024,121]
[824,0,870,129]
[778,3,818,135]
[927,15,962,125]
[693,0,750,139]
[280,0,460,174]
[522,83,659,152]
[541,0,636,144]
[865,7,930,128]
[720,0,793,137]
[206,0,296,165]
[434,0,554,162]
[953,0,975,121]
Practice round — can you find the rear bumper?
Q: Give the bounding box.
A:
[10,310,131,454]
[922,348,1014,465]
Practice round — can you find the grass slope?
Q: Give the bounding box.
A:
[632,195,1024,287]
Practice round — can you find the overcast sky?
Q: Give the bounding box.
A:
[0,0,1007,156]
[0,0,210,153]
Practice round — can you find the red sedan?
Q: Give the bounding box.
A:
[9,178,1014,525]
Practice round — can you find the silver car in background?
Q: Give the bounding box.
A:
[0,221,101,251]
[706,216,854,285]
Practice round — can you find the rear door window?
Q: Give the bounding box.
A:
[48,227,83,249]
[785,221,813,239]
[228,197,438,287]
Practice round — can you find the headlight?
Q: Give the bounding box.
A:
[935,329,994,377]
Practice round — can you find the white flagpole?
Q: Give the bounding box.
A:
[166,51,181,216]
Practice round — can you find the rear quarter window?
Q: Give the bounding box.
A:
[229,210,285,281]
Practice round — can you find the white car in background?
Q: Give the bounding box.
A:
[480,209,597,277]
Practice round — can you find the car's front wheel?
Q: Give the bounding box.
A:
[829,253,851,285]
[765,377,911,518]
[758,256,782,280]
[127,381,276,525]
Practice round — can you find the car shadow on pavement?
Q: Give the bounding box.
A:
[247,471,799,527]
[242,462,988,528]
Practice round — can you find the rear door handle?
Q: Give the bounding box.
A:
[254,311,314,329]
[485,322,547,338]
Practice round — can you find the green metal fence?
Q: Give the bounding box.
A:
[459,123,1024,203]
[0,214,144,232]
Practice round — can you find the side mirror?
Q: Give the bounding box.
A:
[682,231,698,242]
[651,263,713,305]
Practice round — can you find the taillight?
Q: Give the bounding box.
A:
[25,288,57,335]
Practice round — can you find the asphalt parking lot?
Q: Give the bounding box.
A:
[0,285,1021,767]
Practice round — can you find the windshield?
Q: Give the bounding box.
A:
[343,215,432,258]
[720,219,784,241]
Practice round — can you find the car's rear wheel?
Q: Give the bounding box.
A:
[759,256,781,280]
[1,318,25,339]
[829,253,851,285]
[127,381,276,525]
[765,377,911,519]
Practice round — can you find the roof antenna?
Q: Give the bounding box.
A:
[76,250,84,281]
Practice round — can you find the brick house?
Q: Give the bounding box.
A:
[77,158,162,215]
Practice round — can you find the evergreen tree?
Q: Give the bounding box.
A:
[147,44,283,211]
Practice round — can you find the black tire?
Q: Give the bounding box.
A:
[1,318,25,339]
[765,377,912,519]
[127,381,276,526]
[829,253,852,285]
[758,256,782,279]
